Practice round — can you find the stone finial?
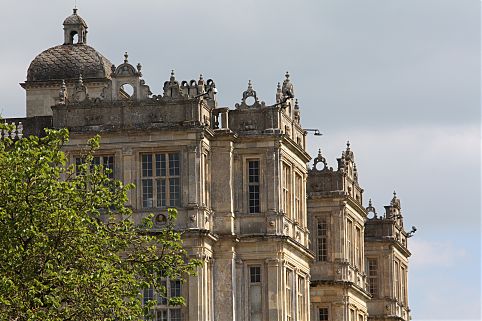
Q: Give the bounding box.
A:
[294,99,299,110]
[235,79,264,109]
[58,80,67,103]
[390,191,401,209]
[275,82,283,104]
[136,63,142,73]
[198,74,205,85]
[124,52,129,63]
[312,147,328,171]
[343,140,354,162]
[366,199,378,218]
[72,73,87,102]
[170,70,176,81]
[282,71,294,98]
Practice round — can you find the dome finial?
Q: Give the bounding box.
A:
[63,7,88,44]
[124,52,129,63]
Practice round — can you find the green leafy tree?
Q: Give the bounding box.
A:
[0,126,199,321]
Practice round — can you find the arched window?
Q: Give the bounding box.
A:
[70,31,79,44]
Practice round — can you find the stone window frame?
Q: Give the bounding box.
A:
[346,218,354,265]
[242,155,264,215]
[296,273,308,321]
[293,170,304,226]
[316,217,328,262]
[318,306,329,321]
[142,278,183,321]
[401,263,408,306]
[245,264,264,321]
[73,153,116,179]
[394,259,400,301]
[281,161,292,219]
[367,257,379,297]
[138,151,181,209]
[200,149,211,208]
[285,267,294,321]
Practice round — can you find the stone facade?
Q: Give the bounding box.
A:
[5,9,415,321]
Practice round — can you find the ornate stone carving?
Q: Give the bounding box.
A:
[235,80,266,109]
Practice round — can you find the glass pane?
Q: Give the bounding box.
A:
[250,266,261,283]
[169,178,180,207]
[158,280,168,305]
[92,156,101,166]
[170,309,181,321]
[143,287,154,305]
[319,308,328,321]
[142,179,153,208]
[249,185,260,213]
[103,156,114,178]
[142,154,153,177]
[156,154,166,177]
[156,310,168,321]
[248,160,259,183]
[169,153,180,176]
[170,280,181,298]
[75,157,83,175]
[157,179,166,208]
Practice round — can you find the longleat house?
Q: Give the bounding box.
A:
[3,9,416,321]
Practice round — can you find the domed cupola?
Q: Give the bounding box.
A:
[63,8,88,44]
[22,9,113,117]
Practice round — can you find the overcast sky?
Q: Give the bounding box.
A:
[0,0,480,319]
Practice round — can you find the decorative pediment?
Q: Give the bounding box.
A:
[235,80,266,109]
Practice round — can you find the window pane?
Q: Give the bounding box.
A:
[143,287,154,305]
[142,154,153,177]
[92,156,101,166]
[170,280,181,298]
[103,156,114,178]
[156,154,166,177]
[170,309,181,321]
[319,308,328,321]
[159,280,168,305]
[169,178,180,207]
[156,310,168,321]
[249,185,260,213]
[75,157,83,175]
[142,179,153,208]
[248,160,259,183]
[169,153,180,176]
[250,266,261,283]
[157,179,166,208]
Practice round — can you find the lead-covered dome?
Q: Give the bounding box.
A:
[25,8,112,82]
[27,44,112,82]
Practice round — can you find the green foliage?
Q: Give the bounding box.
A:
[0,127,200,321]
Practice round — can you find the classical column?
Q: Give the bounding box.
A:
[213,238,237,321]
[211,141,234,234]
[266,258,281,321]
